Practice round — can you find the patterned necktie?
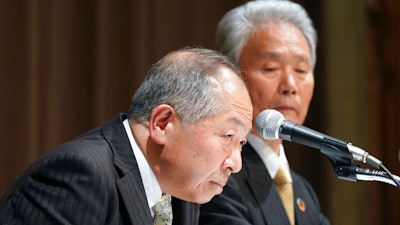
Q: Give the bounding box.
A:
[274,165,295,225]
[152,194,173,225]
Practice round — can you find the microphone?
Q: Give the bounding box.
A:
[256,109,382,168]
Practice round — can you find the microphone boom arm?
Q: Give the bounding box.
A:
[311,139,400,189]
[334,164,400,187]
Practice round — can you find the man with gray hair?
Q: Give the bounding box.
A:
[0,47,253,225]
[200,1,330,224]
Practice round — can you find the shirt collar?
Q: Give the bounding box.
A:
[247,133,290,178]
[123,119,162,211]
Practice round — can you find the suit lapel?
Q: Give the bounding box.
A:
[291,172,320,225]
[242,144,291,225]
[102,114,153,225]
[118,171,153,224]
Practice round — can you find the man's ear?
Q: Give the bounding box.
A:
[149,104,176,145]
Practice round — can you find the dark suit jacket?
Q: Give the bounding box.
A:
[0,114,199,225]
[199,143,329,225]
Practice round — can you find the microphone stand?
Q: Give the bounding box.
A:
[334,164,400,187]
[319,144,400,189]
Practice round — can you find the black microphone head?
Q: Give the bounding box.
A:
[256,109,285,140]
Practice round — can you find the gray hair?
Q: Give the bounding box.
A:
[128,47,241,124]
[216,0,317,70]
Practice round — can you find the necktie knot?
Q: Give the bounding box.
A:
[152,194,173,225]
[274,164,292,185]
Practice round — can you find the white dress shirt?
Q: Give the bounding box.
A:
[247,133,291,180]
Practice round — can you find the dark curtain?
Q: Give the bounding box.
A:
[366,0,400,224]
[0,0,246,189]
[1,1,399,224]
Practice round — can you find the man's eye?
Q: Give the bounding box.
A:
[263,67,277,72]
[295,69,306,73]
[225,134,234,140]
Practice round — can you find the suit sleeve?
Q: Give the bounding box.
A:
[1,151,114,225]
[199,176,253,225]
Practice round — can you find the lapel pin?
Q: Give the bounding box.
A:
[296,198,306,212]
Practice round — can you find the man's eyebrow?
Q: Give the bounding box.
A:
[231,117,247,128]
[259,51,279,59]
[233,117,252,135]
[262,51,311,64]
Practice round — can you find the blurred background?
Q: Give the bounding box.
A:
[0,0,399,224]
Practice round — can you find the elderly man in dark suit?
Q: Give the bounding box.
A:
[200,1,330,225]
[0,47,253,225]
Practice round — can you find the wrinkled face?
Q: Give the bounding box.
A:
[239,22,314,133]
[157,68,253,204]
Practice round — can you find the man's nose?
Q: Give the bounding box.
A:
[224,148,242,174]
[278,69,298,95]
